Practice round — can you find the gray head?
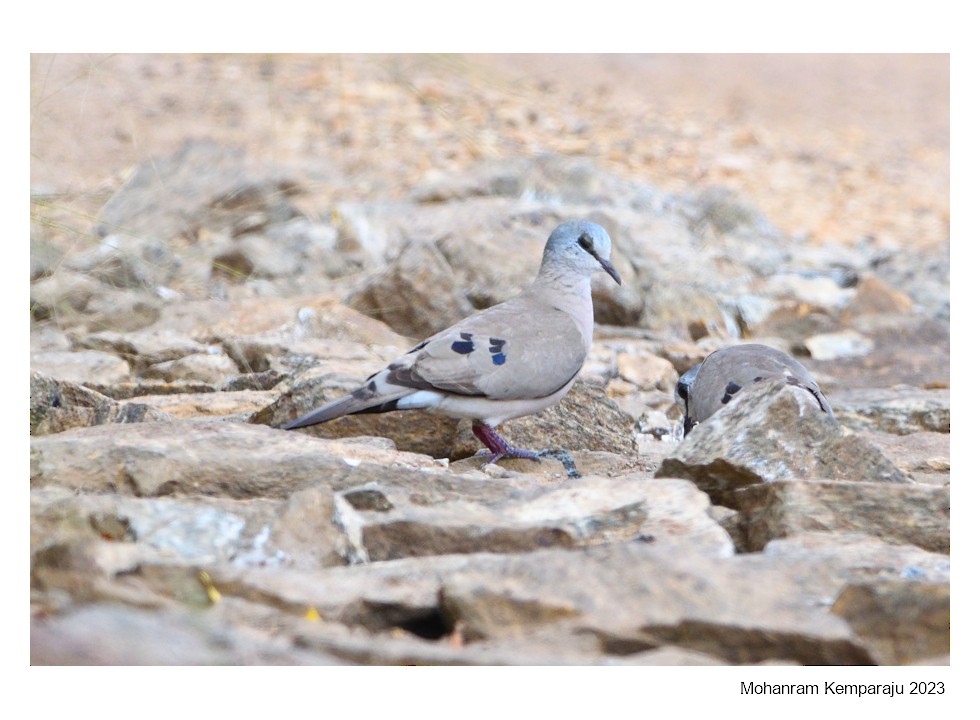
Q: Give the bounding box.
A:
[540,220,622,285]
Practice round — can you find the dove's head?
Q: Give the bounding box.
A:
[541,220,622,285]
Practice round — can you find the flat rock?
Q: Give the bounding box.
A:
[31,604,342,665]
[832,387,950,435]
[30,372,175,435]
[74,328,209,373]
[130,390,277,420]
[831,581,950,665]
[861,430,950,484]
[30,420,361,499]
[31,349,132,385]
[734,479,950,553]
[336,474,731,562]
[227,533,938,666]
[142,351,240,384]
[437,535,949,664]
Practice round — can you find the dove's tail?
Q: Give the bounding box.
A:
[282,376,422,430]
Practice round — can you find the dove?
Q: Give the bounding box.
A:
[283,220,622,463]
[675,343,834,436]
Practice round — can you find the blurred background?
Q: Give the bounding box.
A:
[31,54,948,253]
[29,53,950,398]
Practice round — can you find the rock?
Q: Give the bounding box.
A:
[31,604,341,665]
[30,349,131,385]
[142,351,241,384]
[78,287,163,331]
[30,486,342,571]
[616,353,678,392]
[35,482,348,573]
[861,431,950,484]
[31,421,352,499]
[636,409,675,438]
[766,272,855,311]
[129,389,277,420]
[831,581,950,665]
[448,382,638,461]
[344,239,474,339]
[31,271,162,331]
[73,328,210,374]
[682,186,782,246]
[804,329,874,360]
[30,271,106,320]
[30,231,63,280]
[268,484,349,568]
[761,532,949,576]
[806,315,950,390]
[95,139,248,244]
[723,294,782,331]
[637,280,734,340]
[212,218,351,282]
[832,387,950,435]
[871,245,949,320]
[84,381,221,400]
[31,419,446,497]
[438,535,948,663]
[841,273,915,320]
[734,480,950,553]
[656,382,913,507]
[31,326,72,353]
[65,233,181,289]
[30,372,175,435]
[336,475,731,562]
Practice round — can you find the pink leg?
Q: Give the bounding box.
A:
[471,421,540,464]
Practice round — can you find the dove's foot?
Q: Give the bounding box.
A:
[472,421,541,465]
[538,449,581,478]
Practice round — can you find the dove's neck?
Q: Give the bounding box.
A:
[530,268,596,341]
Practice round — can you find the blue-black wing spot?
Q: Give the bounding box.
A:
[720,380,742,405]
[492,353,506,366]
[451,340,475,354]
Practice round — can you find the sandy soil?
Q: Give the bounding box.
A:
[30,53,948,251]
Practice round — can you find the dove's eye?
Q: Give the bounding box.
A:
[577,233,594,251]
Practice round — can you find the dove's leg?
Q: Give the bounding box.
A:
[471,421,540,464]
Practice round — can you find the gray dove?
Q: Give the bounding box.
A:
[284,220,622,463]
[675,343,834,436]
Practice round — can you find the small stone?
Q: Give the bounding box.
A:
[804,329,874,360]
[617,353,679,392]
[842,274,915,320]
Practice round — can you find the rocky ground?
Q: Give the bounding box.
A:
[29,54,949,666]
